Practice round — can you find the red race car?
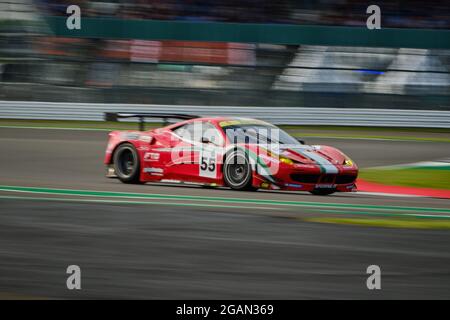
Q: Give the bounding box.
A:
[104,113,358,195]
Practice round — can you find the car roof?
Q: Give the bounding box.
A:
[166,116,272,128]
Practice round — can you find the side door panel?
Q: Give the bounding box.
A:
[141,122,226,185]
[166,121,225,184]
[140,131,176,181]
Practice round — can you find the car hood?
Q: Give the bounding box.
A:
[281,145,346,166]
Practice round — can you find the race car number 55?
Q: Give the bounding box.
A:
[200,148,217,178]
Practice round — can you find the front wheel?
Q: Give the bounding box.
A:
[223,149,256,191]
[113,143,142,184]
[309,189,335,196]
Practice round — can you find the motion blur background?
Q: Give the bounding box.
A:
[1,1,450,300]
[0,0,449,109]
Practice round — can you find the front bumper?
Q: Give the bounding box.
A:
[253,163,358,192]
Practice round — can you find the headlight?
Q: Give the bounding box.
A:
[262,148,294,165]
[280,156,294,165]
[343,159,354,166]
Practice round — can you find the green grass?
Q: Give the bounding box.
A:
[285,125,450,142]
[293,133,450,143]
[305,217,450,229]
[282,125,450,134]
[0,119,160,131]
[359,167,450,190]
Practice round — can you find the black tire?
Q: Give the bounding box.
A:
[223,149,256,191]
[113,143,142,184]
[309,189,335,196]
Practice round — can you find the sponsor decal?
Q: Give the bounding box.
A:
[161,179,181,183]
[260,182,270,189]
[143,167,163,174]
[219,119,266,127]
[106,142,114,153]
[219,120,242,127]
[139,135,152,143]
[154,148,173,152]
[260,182,280,190]
[315,184,335,189]
[285,183,303,188]
[122,132,140,140]
[144,152,160,161]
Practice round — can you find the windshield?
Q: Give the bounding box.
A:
[223,124,301,146]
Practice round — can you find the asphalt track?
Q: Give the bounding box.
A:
[0,127,449,299]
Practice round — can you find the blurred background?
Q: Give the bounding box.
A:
[1,1,450,300]
[0,0,449,109]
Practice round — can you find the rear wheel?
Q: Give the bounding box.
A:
[113,143,142,184]
[309,189,335,196]
[223,149,256,191]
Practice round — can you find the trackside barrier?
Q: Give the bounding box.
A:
[0,101,450,128]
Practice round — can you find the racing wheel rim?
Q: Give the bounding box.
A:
[224,151,251,188]
[116,146,136,178]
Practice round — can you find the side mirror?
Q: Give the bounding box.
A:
[201,137,212,144]
[296,137,305,145]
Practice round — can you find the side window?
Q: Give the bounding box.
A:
[173,122,223,146]
[173,123,194,141]
[202,122,224,146]
[172,122,202,142]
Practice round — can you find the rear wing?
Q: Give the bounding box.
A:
[104,112,200,131]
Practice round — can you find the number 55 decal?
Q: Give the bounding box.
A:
[200,148,217,178]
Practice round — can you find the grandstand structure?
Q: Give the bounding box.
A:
[0,0,449,109]
[0,0,38,22]
[273,46,450,96]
